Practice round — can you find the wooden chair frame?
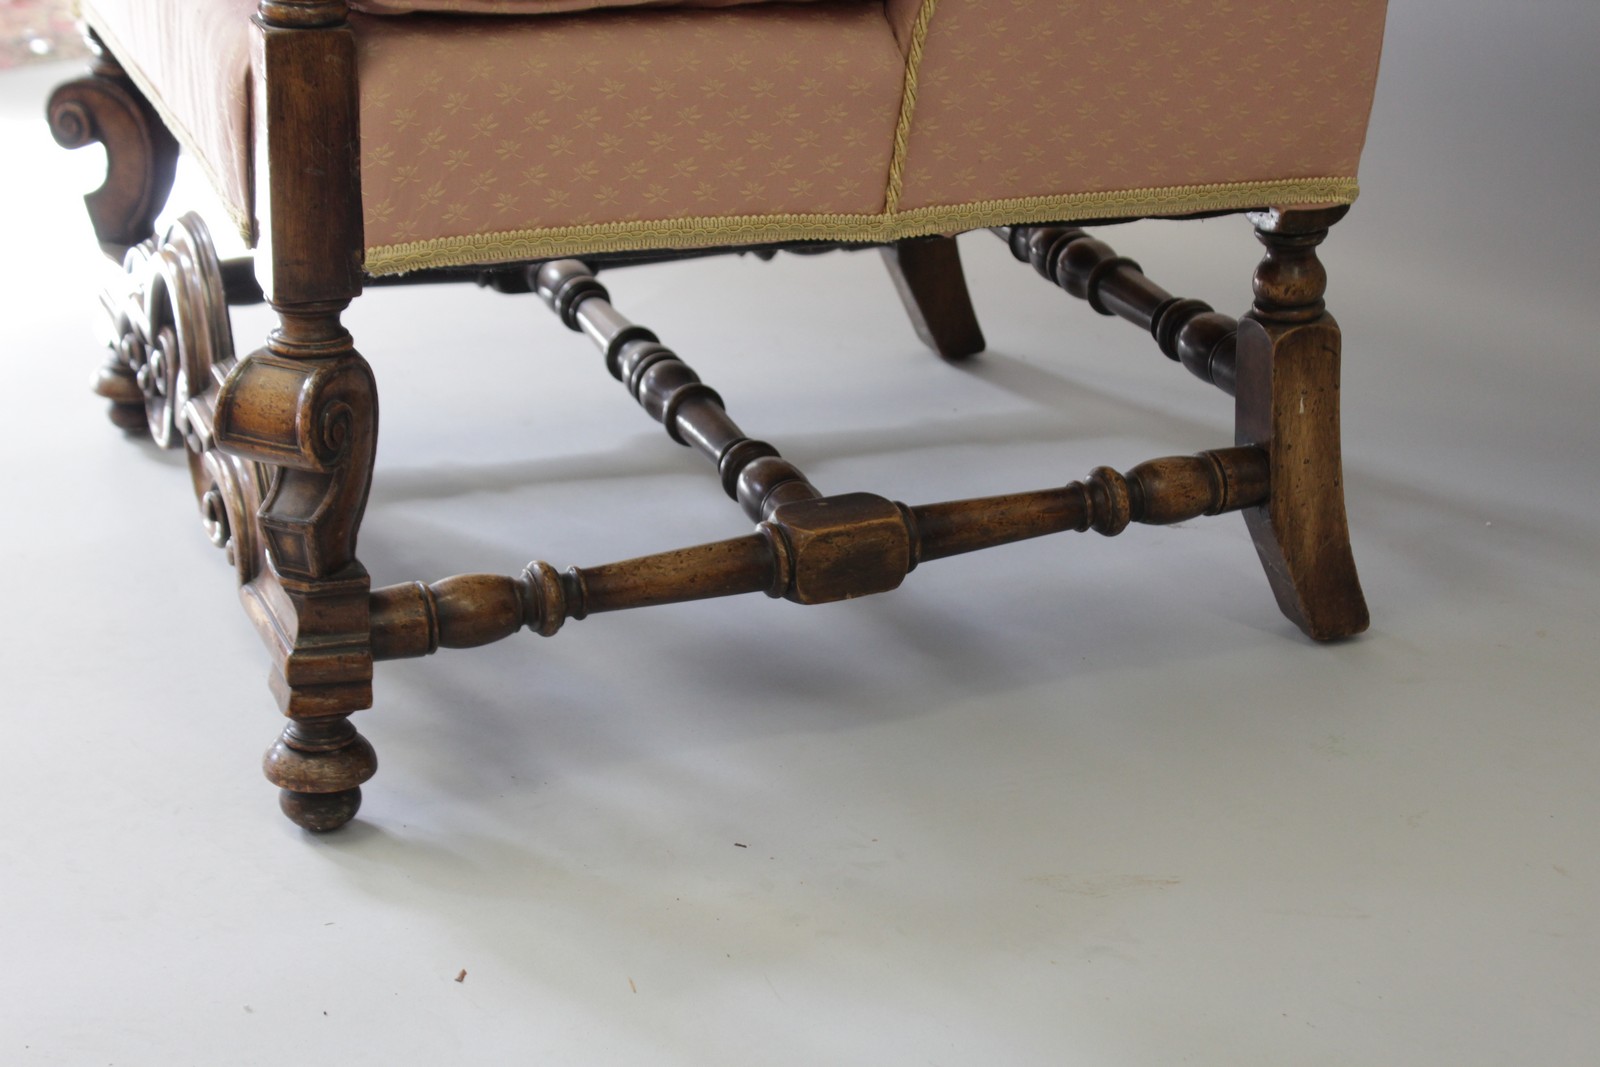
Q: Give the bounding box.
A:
[49,0,1367,831]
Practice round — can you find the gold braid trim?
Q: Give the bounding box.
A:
[884,0,941,214]
[363,177,1360,276]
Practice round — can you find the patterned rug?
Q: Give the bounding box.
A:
[0,0,86,70]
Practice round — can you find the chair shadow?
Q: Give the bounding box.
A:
[366,346,1234,508]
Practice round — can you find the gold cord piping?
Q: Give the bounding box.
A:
[363,177,1360,275]
[884,0,941,214]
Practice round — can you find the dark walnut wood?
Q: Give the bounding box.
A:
[1004,213,1366,639]
[205,0,375,831]
[46,38,179,261]
[216,346,379,832]
[264,717,375,832]
[1234,206,1369,640]
[49,38,181,434]
[880,236,987,362]
[534,259,821,522]
[369,446,1269,659]
[99,213,235,449]
[251,5,362,310]
[97,214,268,585]
[258,0,350,27]
[1004,225,1240,394]
[93,197,370,830]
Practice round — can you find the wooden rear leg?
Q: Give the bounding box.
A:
[881,236,986,362]
[1234,206,1369,640]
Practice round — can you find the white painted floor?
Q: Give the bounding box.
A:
[2,4,1597,1063]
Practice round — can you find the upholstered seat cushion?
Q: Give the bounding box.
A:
[355,3,907,270]
[81,0,1387,274]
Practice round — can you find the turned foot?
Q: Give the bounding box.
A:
[279,787,364,833]
[263,717,377,832]
[93,361,150,436]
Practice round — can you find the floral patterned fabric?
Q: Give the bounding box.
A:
[896,0,1389,211]
[355,4,906,260]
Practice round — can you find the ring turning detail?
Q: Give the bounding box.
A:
[358,256,1281,665]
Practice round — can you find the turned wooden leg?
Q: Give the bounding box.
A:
[217,339,379,832]
[880,236,986,362]
[205,3,375,831]
[264,716,378,832]
[1234,206,1369,640]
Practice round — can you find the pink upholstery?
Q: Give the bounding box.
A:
[355,4,906,264]
[897,0,1388,212]
[79,0,1389,274]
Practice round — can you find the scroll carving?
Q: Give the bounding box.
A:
[47,52,178,259]
[94,212,267,583]
[184,380,268,585]
[100,213,234,448]
[213,350,377,581]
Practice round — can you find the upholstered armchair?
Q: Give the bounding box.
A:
[48,0,1389,829]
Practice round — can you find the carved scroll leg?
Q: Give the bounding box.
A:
[231,410,379,831]
[49,38,181,435]
[880,236,986,362]
[217,4,374,832]
[217,344,379,832]
[46,39,180,259]
[1235,207,1369,640]
[213,341,379,832]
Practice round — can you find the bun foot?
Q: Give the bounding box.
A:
[264,717,377,832]
[107,401,150,435]
[93,362,151,437]
[279,787,363,832]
